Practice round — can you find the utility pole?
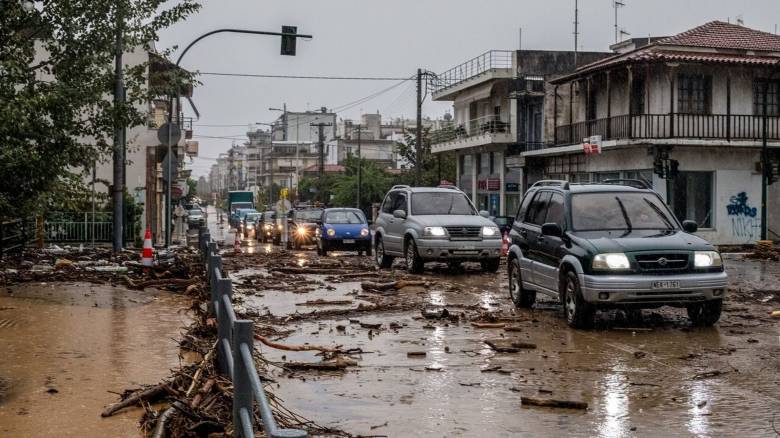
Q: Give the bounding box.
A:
[574,0,579,66]
[416,68,423,186]
[311,107,332,180]
[112,3,124,252]
[355,125,362,210]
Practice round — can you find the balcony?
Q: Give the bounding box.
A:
[431,115,513,154]
[554,113,780,146]
[431,50,513,101]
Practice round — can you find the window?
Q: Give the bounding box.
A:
[678,74,712,114]
[667,172,713,228]
[624,170,654,188]
[515,191,535,221]
[381,192,397,214]
[480,153,490,175]
[545,193,565,227]
[489,152,495,174]
[393,193,408,214]
[754,79,780,116]
[525,191,552,226]
[411,192,475,216]
[631,74,646,114]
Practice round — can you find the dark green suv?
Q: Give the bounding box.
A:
[507,180,727,329]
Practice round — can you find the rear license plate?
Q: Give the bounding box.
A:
[461,245,475,250]
[343,239,355,244]
[652,280,680,289]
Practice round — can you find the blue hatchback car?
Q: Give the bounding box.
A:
[316,208,372,256]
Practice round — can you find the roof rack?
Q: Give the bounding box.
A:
[391,185,411,190]
[600,179,651,190]
[531,180,570,189]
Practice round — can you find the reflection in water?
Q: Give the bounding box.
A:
[428,290,444,306]
[480,291,494,309]
[598,366,629,438]
[687,380,711,436]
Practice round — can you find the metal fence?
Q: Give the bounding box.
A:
[43,212,138,243]
[0,219,30,258]
[198,227,307,438]
[431,50,513,94]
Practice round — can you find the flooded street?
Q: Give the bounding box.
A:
[215,215,780,437]
[0,282,191,437]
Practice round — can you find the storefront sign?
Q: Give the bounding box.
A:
[506,183,519,192]
[582,135,602,154]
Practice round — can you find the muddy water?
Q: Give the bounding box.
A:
[243,256,780,437]
[0,282,191,437]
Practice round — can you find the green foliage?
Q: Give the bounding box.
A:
[394,127,457,186]
[0,0,200,218]
[330,155,390,208]
[185,177,197,201]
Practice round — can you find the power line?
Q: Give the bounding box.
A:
[199,72,412,81]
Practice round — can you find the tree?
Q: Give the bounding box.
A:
[394,127,457,187]
[331,155,389,209]
[0,0,200,218]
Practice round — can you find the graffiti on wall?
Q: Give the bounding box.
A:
[726,192,761,242]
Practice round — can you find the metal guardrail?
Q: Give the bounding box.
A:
[431,50,513,94]
[0,219,28,258]
[197,227,308,438]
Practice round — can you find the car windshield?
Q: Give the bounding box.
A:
[263,212,275,220]
[411,192,475,216]
[571,192,678,231]
[295,209,323,221]
[325,210,365,224]
[245,213,261,221]
[493,217,509,225]
[188,209,202,216]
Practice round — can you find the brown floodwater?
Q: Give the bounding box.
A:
[0,282,191,437]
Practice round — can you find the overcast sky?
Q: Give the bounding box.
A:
[157,0,780,177]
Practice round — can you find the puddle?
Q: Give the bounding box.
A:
[0,282,191,437]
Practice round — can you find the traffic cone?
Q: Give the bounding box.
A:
[501,231,509,257]
[142,228,154,269]
[234,232,242,253]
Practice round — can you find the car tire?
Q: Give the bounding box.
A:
[508,258,535,308]
[562,270,595,329]
[365,242,372,257]
[375,236,394,268]
[481,258,500,273]
[686,299,723,326]
[294,241,301,250]
[405,238,424,274]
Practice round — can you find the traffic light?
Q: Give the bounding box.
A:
[653,158,665,178]
[280,25,297,56]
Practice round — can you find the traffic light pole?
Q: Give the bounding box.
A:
[165,27,312,247]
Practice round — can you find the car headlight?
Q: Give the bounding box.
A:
[326,228,335,237]
[247,224,254,229]
[295,227,308,236]
[423,226,446,237]
[277,224,283,230]
[264,224,271,230]
[481,226,501,238]
[694,251,722,268]
[593,253,631,270]
[360,227,369,237]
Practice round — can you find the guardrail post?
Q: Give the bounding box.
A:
[216,277,233,376]
[233,319,254,438]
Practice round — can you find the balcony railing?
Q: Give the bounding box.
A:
[431,115,511,145]
[431,50,513,94]
[554,113,780,146]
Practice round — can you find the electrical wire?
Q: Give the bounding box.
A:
[199,72,411,81]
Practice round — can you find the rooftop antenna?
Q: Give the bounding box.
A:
[518,26,522,50]
[736,15,744,26]
[614,0,626,43]
[573,0,579,66]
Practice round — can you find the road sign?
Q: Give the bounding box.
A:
[275,199,292,212]
[158,123,182,146]
[280,187,289,200]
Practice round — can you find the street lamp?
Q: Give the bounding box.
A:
[163,28,311,247]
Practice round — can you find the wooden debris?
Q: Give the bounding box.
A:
[407,351,427,357]
[101,383,170,417]
[255,334,342,353]
[359,322,382,329]
[693,370,729,380]
[472,322,506,329]
[185,341,217,398]
[485,339,537,353]
[521,396,588,410]
[284,357,358,371]
[770,310,780,318]
[296,299,353,306]
[123,275,197,290]
[361,280,427,291]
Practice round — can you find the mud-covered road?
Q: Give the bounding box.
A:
[206,212,780,438]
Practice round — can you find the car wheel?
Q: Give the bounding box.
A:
[686,299,723,326]
[375,236,394,268]
[294,241,301,250]
[365,242,372,257]
[562,270,595,329]
[508,258,535,308]
[405,238,424,274]
[481,258,500,273]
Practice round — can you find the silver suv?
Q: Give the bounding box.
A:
[374,185,503,273]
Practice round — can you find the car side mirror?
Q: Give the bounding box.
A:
[682,220,698,233]
[541,222,563,238]
[393,209,407,219]
[479,210,490,218]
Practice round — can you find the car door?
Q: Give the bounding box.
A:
[511,190,536,286]
[524,191,552,290]
[377,191,399,254]
[535,192,565,293]
[384,191,408,254]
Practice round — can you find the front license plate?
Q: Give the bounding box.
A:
[652,280,680,289]
[343,239,355,244]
